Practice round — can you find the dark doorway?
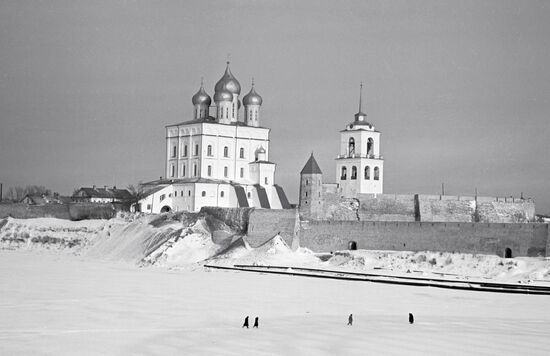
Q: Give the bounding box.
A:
[160,206,171,213]
[348,241,357,250]
[504,247,512,258]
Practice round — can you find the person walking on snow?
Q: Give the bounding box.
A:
[253,317,259,328]
[242,316,249,328]
[348,314,353,326]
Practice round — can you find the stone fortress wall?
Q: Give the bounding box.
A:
[235,198,547,258]
[302,191,535,224]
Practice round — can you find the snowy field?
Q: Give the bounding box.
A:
[2,250,550,356]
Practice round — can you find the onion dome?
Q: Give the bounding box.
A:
[191,82,211,106]
[214,62,241,95]
[213,89,232,102]
[243,81,263,106]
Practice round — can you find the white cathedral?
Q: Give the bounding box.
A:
[137,63,290,213]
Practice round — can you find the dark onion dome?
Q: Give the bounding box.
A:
[214,62,241,95]
[191,84,211,106]
[243,86,263,106]
[213,89,232,102]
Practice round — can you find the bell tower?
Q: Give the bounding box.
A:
[335,83,384,197]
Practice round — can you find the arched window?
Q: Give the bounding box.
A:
[305,192,308,197]
[182,164,186,177]
[194,144,199,156]
[172,146,177,158]
[265,177,268,184]
[170,165,175,177]
[232,103,235,117]
[306,179,309,185]
[374,167,380,180]
[226,108,229,118]
[224,166,228,177]
[220,191,225,198]
[224,146,229,157]
[367,138,374,156]
[247,192,251,198]
[193,164,197,177]
[239,147,245,159]
[351,166,357,180]
[341,166,347,180]
[207,165,212,176]
[240,167,244,178]
[364,166,370,180]
[183,145,188,157]
[207,145,212,156]
[188,190,191,196]
[348,137,355,155]
[201,191,206,197]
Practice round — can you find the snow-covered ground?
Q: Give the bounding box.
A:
[2,215,550,354]
[1,250,550,355]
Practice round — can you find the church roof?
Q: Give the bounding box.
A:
[300,153,322,174]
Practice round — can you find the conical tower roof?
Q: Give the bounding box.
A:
[300,153,322,174]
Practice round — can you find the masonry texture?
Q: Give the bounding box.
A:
[298,220,548,257]
[300,192,535,224]
[247,208,298,247]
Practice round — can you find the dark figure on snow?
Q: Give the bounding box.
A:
[409,313,414,324]
[242,316,249,328]
[348,314,353,326]
[253,317,259,328]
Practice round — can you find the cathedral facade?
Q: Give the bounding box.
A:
[138,63,290,213]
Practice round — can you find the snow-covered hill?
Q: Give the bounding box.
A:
[1,214,550,284]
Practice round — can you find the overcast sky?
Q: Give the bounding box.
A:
[1,0,549,213]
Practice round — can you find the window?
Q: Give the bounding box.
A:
[240,147,244,159]
[183,145,187,157]
[247,192,251,198]
[194,144,199,156]
[374,166,380,180]
[226,108,229,118]
[172,146,177,158]
[171,165,175,177]
[182,164,186,177]
[188,190,191,196]
[364,166,370,180]
[160,194,166,202]
[341,166,347,180]
[220,191,225,198]
[367,138,374,156]
[193,164,197,177]
[265,177,268,184]
[207,165,212,176]
[224,166,228,177]
[201,191,206,197]
[207,145,212,156]
[147,204,151,210]
[351,166,357,180]
[232,103,235,117]
[305,192,308,197]
[240,167,244,178]
[224,146,229,157]
[306,179,309,185]
[348,137,355,155]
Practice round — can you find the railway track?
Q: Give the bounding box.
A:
[204,264,550,295]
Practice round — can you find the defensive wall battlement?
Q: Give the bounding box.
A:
[209,207,549,257]
[300,192,535,224]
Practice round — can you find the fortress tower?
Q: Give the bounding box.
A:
[299,153,324,217]
[336,83,384,197]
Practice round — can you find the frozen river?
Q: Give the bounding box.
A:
[1,250,550,355]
